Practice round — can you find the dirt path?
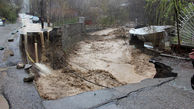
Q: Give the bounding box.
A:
[36,28,156,100]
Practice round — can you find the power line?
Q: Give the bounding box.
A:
[70,71,110,88]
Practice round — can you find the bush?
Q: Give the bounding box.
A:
[0,0,19,23]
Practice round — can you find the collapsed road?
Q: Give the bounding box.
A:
[35,28,157,100]
[0,15,193,109]
[42,57,194,109]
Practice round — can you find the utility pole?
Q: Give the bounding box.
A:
[46,0,51,27]
[41,0,44,29]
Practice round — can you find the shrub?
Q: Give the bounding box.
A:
[0,0,19,23]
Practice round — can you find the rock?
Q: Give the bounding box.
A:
[9,51,14,56]
[16,62,25,69]
[0,47,4,50]
[24,64,32,70]
[8,38,14,42]
[23,73,35,82]
[23,76,34,82]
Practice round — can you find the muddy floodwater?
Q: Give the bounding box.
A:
[35,28,156,100]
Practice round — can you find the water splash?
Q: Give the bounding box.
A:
[35,63,52,77]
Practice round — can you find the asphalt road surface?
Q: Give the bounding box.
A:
[0,23,20,48]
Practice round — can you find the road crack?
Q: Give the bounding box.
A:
[89,77,176,109]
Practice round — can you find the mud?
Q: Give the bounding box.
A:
[35,28,156,100]
[69,28,156,84]
[35,68,123,100]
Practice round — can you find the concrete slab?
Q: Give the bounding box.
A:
[115,84,194,109]
[129,26,173,35]
[0,95,9,109]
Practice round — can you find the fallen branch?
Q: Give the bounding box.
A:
[146,48,191,60]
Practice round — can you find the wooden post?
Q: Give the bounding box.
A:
[47,31,50,43]
[40,32,45,50]
[24,34,28,51]
[34,43,39,63]
[24,34,29,63]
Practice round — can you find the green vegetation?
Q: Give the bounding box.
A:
[145,0,191,25]
[53,17,78,27]
[145,0,194,47]
[0,0,20,23]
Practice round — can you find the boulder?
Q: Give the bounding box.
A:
[24,64,32,70]
[8,38,14,42]
[23,73,35,82]
[16,62,25,69]
[9,51,14,56]
[0,47,4,50]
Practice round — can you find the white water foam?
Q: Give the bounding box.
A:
[35,63,52,76]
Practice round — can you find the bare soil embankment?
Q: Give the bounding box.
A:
[35,28,156,100]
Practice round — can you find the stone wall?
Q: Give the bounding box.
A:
[62,23,85,51]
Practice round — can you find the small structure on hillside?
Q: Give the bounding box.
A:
[129,25,174,50]
[79,17,85,24]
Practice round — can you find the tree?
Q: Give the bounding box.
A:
[145,0,191,25]
[145,0,193,48]
[0,0,20,22]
